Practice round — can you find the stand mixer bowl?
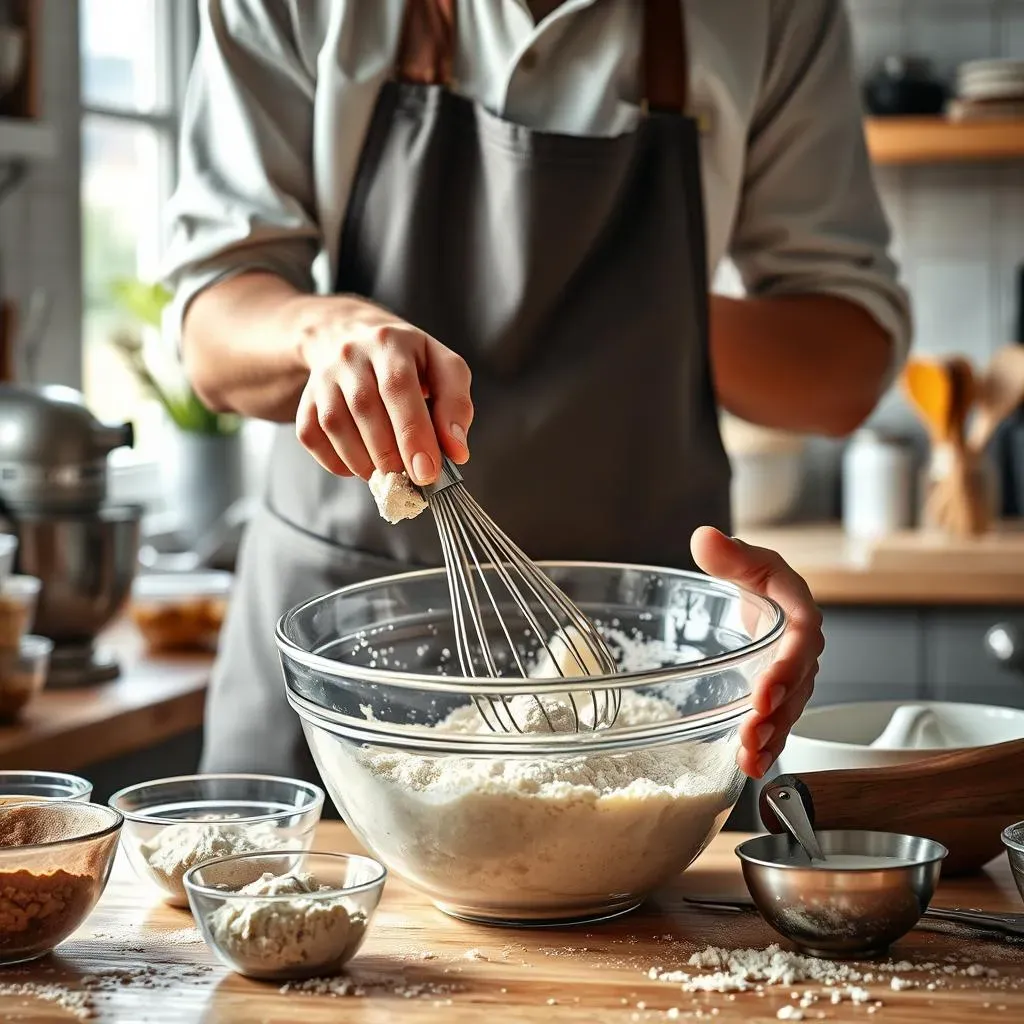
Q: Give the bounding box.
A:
[12,505,142,685]
[277,562,784,925]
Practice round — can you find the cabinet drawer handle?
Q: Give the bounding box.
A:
[984,623,1024,674]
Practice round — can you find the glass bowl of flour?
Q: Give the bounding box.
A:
[108,774,324,907]
[185,850,385,980]
[277,562,784,925]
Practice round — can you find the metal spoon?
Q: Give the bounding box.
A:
[764,782,827,864]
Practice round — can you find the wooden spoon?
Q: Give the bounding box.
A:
[943,355,975,446]
[901,359,953,443]
[968,345,1024,453]
[759,737,1024,876]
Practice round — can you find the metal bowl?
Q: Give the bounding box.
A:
[737,830,947,958]
[1001,821,1024,902]
[10,505,142,684]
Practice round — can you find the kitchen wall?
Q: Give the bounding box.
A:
[0,0,80,388]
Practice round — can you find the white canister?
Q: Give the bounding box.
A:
[842,430,913,539]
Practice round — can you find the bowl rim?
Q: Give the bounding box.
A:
[182,849,387,901]
[274,561,786,693]
[107,773,325,826]
[0,769,92,798]
[0,574,41,598]
[1002,821,1024,853]
[4,633,54,659]
[735,830,949,870]
[787,699,1024,753]
[0,799,123,851]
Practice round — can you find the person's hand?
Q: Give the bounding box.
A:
[691,526,823,779]
[294,298,473,485]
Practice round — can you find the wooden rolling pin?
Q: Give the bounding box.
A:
[759,737,1024,876]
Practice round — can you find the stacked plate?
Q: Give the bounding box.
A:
[950,59,1024,120]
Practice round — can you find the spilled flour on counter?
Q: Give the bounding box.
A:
[327,688,741,909]
[208,871,366,976]
[141,821,281,903]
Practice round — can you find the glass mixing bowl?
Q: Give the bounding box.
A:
[276,562,784,925]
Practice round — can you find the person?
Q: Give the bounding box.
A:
[164,0,909,786]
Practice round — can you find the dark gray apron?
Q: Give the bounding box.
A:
[200,0,731,780]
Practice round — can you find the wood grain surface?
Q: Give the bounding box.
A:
[0,624,209,771]
[1,823,1022,1022]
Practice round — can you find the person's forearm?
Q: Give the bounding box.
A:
[181,272,318,421]
[710,294,894,437]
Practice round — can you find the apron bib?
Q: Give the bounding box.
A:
[202,0,730,779]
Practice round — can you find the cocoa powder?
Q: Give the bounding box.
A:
[0,868,99,959]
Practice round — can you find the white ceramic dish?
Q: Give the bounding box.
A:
[777,700,1024,774]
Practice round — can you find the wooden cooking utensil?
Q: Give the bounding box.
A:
[968,344,1024,454]
[943,355,975,444]
[901,359,954,442]
[759,737,1024,876]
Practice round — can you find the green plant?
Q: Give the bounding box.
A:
[110,279,240,436]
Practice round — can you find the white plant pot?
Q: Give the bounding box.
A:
[165,431,244,547]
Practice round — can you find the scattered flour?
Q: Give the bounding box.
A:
[368,470,427,523]
[207,871,366,978]
[319,688,740,915]
[140,821,281,905]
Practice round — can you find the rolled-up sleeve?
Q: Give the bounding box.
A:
[162,0,321,350]
[729,0,912,381]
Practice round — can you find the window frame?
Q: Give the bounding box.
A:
[77,0,197,370]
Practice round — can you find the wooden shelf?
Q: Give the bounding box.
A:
[0,116,57,160]
[865,116,1024,165]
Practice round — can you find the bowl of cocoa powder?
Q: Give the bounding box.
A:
[0,800,123,964]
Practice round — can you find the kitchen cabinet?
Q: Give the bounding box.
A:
[813,609,924,704]
[813,605,1024,709]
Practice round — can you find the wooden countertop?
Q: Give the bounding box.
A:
[3,822,1022,1022]
[739,523,1024,606]
[0,625,210,771]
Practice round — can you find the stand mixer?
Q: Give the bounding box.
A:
[0,384,142,685]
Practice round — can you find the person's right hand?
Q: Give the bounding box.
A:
[294,297,473,486]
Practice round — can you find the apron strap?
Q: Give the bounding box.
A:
[395,0,689,112]
[643,0,689,113]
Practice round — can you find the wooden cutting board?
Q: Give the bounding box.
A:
[1,822,1022,1022]
[864,523,1024,574]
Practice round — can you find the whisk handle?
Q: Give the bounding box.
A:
[421,455,463,497]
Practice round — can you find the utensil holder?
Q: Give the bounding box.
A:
[920,443,998,537]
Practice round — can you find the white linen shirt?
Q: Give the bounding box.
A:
[164,0,911,371]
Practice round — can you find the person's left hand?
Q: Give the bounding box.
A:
[691,526,824,779]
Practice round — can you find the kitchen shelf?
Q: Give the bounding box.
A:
[865,116,1024,165]
[0,117,57,161]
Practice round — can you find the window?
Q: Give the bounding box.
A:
[79,0,196,453]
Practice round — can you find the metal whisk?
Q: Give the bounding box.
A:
[422,457,621,734]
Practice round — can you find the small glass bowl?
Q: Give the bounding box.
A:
[108,774,324,907]
[1001,821,1024,903]
[0,635,53,722]
[185,850,386,980]
[0,575,42,647]
[0,770,93,806]
[129,571,232,653]
[0,800,123,965]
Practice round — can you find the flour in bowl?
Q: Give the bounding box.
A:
[141,821,281,904]
[207,871,366,977]
[323,688,741,917]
